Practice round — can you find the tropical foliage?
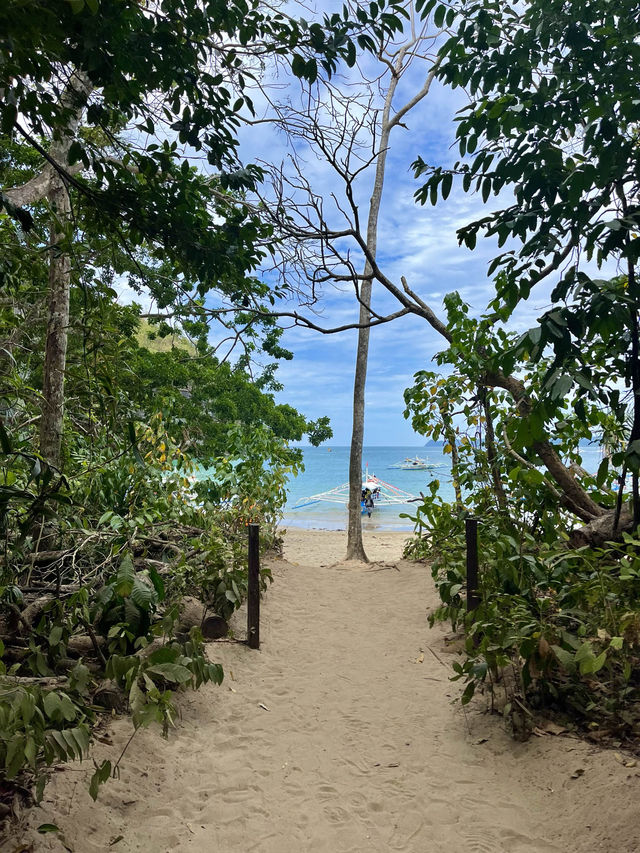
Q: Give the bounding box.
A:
[0,0,398,810]
[403,0,640,740]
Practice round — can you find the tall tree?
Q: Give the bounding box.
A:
[413,0,640,536]
[346,14,441,560]
[0,0,406,470]
[252,6,443,558]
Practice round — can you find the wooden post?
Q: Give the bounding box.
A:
[247,523,260,649]
[465,517,479,613]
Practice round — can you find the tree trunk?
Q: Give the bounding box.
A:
[483,369,606,522]
[626,261,640,528]
[4,71,91,470]
[569,507,634,548]
[449,431,463,510]
[480,388,508,512]
[347,289,371,560]
[39,176,71,469]
[346,40,440,560]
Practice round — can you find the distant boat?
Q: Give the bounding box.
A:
[291,469,419,517]
[388,456,440,470]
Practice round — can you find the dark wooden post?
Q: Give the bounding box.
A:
[247,523,260,649]
[465,517,480,613]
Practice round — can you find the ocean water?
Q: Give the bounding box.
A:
[283,443,605,532]
[283,445,453,532]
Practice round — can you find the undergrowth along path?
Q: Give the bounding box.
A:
[21,529,640,852]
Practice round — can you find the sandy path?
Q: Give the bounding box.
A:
[15,529,640,852]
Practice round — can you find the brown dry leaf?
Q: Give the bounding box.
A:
[539,719,568,736]
[538,636,551,658]
[613,752,636,767]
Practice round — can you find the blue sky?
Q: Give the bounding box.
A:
[233,31,555,447]
[114,5,615,447]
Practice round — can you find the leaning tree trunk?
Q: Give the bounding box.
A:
[483,369,606,523]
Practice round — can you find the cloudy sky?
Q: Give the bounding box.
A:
[113,5,613,448]
[233,20,559,447]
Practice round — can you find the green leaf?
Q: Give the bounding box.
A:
[148,645,179,665]
[115,553,135,598]
[89,759,112,801]
[433,3,446,27]
[5,734,25,778]
[0,420,12,454]
[574,641,594,664]
[43,691,62,720]
[127,421,145,467]
[59,693,79,723]
[595,457,609,488]
[24,736,37,770]
[291,54,306,78]
[49,625,63,647]
[582,650,607,675]
[130,577,155,612]
[441,171,453,200]
[47,730,69,761]
[460,680,476,705]
[37,824,61,834]
[67,140,84,166]
[147,662,193,684]
[551,645,576,671]
[147,565,165,602]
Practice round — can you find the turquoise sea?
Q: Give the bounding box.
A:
[283,443,604,532]
[283,445,453,532]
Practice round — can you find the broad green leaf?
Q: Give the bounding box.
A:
[49,625,63,647]
[130,577,155,612]
[147,662,193,684]
[43,691,62,720]
[115,553,135,598]
[89,760,111,801]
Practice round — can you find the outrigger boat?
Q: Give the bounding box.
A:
[388,455,441,470]
[291,469,419,517]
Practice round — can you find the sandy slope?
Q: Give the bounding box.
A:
[11,529,640,852]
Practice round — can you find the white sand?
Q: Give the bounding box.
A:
[13,528,640,852]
